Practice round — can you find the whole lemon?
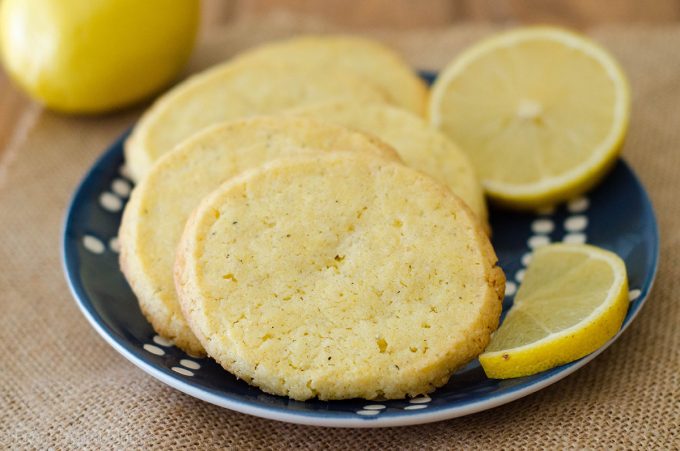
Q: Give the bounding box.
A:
[0,0,199,113]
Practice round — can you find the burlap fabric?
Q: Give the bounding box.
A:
[1,19,678,449]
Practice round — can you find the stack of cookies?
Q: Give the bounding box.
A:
[119,36,505,401]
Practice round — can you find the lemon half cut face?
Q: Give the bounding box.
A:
[430,27,631,209]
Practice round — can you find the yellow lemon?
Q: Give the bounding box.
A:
[0,0,199,113]
[479,243,629,379]
[430,27,631,209]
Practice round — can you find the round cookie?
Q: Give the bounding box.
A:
[119,117,399,355]
[290,101,488,228]
[175,153,505,400]
[124,61,387,181]
[232,35,428,115]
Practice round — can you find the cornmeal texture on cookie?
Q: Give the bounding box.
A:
[290,101,488,227]
[175,153,505,400]
[124,62,386,181]
[119,117,399,355]
[232,35,428,115]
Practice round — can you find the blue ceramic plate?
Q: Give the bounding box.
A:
[62,74,658,428]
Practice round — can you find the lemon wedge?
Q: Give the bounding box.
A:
[479,243,629,379]
[429,27,631,209]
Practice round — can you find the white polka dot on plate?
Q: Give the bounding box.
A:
[404,405,427,410]
[628,289,641,302]
[99,192,122,212]
[563,233,587,244]
[82,235,105,254]
[153,335,173,347]
[531,219,554,234]
[521,252,533,266]
[362,404,386,410]
[564,215,588,232]
[111,178,132,197]
[409,395,431,404]
[119,164,133,180]
[567,197,590,213]
[171,367,194,376]
[180,359,201,370]
[515,269,526,282]
[356,410,380,416]
[505,281,517,297]
[528,235,550,249]
[143,344,165,356]
[109,237,120,253]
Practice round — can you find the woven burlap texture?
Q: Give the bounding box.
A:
[1,21,678,449]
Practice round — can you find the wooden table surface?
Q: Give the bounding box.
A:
[2,0,679,157]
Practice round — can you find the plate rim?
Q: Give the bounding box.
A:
[61,125,660,430]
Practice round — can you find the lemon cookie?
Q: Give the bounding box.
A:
[124,62,387,181]
[290,101,488,227]
[175,153,504,400]
[233,35,428,115]
[119,117,399,354]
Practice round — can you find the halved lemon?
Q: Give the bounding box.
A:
[429,27,631,209]
[479,243,629,379]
